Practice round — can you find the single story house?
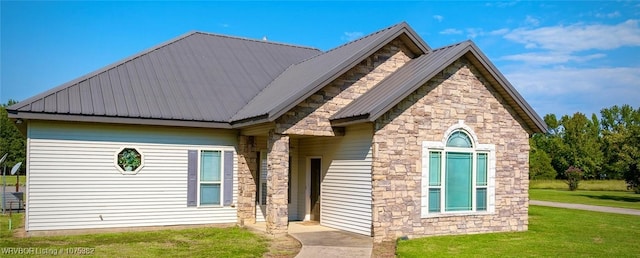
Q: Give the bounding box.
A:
[8,22,546,242]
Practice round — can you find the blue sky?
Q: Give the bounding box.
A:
[1,1,639,117]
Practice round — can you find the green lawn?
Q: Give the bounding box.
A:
[530,189,640,210]
[0,214,269,257]
[530,179,628,191]
[397,206,640,257]
[0,175,25,186]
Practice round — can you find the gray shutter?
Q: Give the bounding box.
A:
[187,150,198,207]
[223,151,234,206]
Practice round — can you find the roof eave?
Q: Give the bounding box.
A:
[464,44,548,134]
[367,44,470,122]
[364,42,547,134]
[329,114,371,127]
[7,111,233,129]
[229,114,270,128]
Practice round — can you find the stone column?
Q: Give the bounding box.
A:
[266,130,289,237]
[237,135,257,225]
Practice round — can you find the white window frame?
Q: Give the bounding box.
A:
[421,121,496,218]
[197,149,224,207]
[114,147,145,175]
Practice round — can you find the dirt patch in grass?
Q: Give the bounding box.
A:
[264,234,301,258]
[372,240,396,258]
[243,225,301,258]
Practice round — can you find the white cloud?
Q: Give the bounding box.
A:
[505,66,640,116]
[503,19,640,52]
[485,1,519,8]
[439,28,463,35]
[501,52,606,65]
[440,27,486,38]
[342,31,364,41]
[466,28,485,38]
[490,28,509,35]
[525,15,540,26]
[433,15,443,22]
[595,11,621,18]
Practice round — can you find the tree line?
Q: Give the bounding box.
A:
[530,104,640,192]
[0,99,26,174]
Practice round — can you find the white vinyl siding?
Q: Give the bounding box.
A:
[253,136,268,223]
[256,151,267,222]
[26,121,238,231]
[288,138,299,220]
[298,124,373,236]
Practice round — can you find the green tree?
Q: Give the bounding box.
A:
[622,124,640,193]
[560,112,603,179]
[0,100,26,174]
[529,137,556,179]
[539,114,570,178]
[600,105,640,179]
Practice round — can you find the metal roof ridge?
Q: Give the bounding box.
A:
[287,22,408,67]
[432,40,470,51]
[229,22,424,123]
[228,23,404,122]
[331,39,547,133]
[463,41,548,133]
[192,31,321,52]
[330,41,471,121]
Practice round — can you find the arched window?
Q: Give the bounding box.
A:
[446,131,473,148]
[421,125,495,217]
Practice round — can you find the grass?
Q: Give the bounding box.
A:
[396,205,640,257]
[530,179,628,191]
[0,175,25,187]
[0,214,269,257]
[530,189,640,210]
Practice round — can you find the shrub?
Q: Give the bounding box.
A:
[565,166,583,191]
[624,163,640,194]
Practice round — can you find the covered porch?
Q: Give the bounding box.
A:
[236,124,373,237]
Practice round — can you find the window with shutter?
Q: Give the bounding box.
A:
[187,149,234,207]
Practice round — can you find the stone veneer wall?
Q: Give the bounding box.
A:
[371,57,531,242]
[237,135,257,225]
[266,130,290,237]
[276,39,413,136]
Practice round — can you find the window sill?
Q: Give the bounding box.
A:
[196,205,224,208]
[422,211,493,219]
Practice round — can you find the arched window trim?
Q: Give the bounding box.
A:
[446,130,474,148]
[421,120,496,218]
[442,120,479,148]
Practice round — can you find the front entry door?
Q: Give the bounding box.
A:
[310,158,321,221]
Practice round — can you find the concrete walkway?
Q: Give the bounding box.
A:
[245,221,373,258]
[288,222,372,258]
[531,200,640,216]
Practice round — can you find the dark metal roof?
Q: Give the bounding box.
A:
[7,22,545,133]
[230,22,430,123]
[331,41,547,134]
[8,32,321,124]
